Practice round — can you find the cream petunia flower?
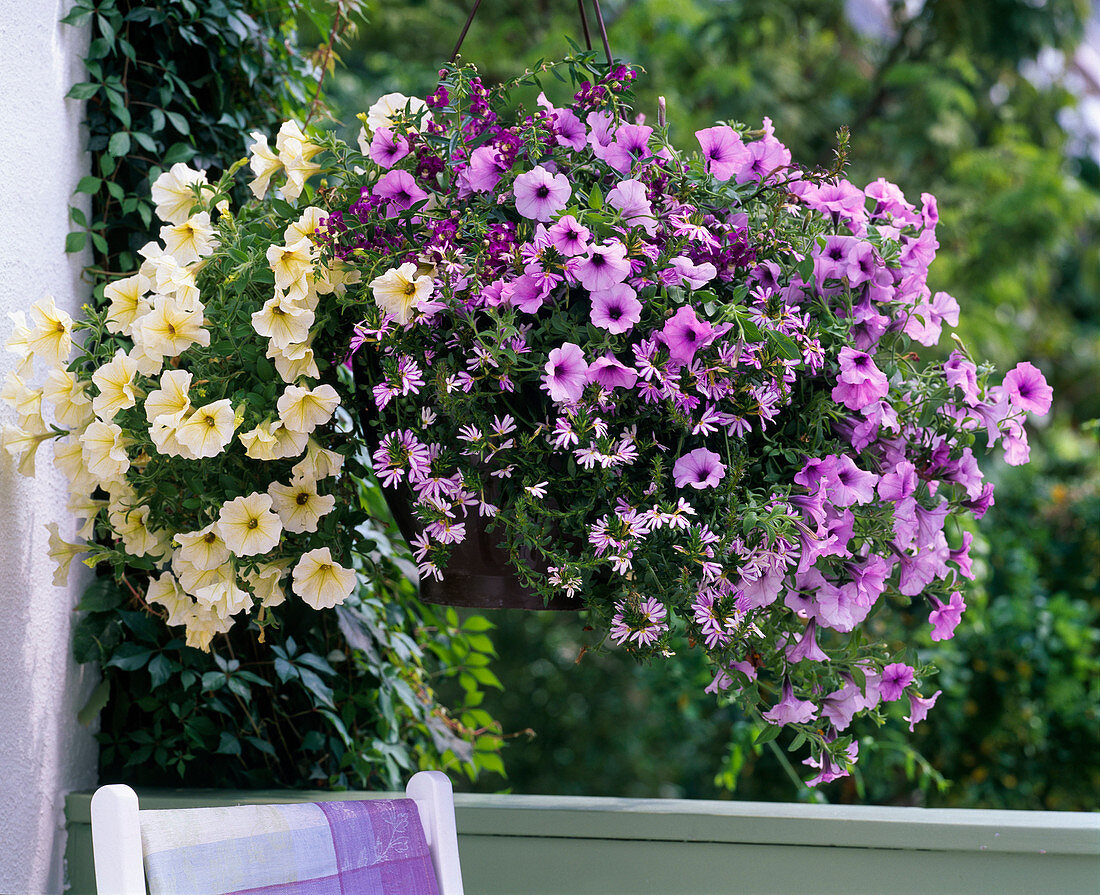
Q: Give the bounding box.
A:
[291,547,357,610]
[45,522,86,587]
[291,439,345,481]
[81,421,131,482]
[5,310,32,360]
[314,260,362,297]
[150,162,210,225]
[276,383,339,434]
[131,295,210,362]
[193,573,252,619]
[144,369,192,424]
[284,206,327,246]
[1,371,44,428]
[138,242,202,307]
[174,523,231,572]
[182,604,234,652]
[148,409,189,457]
[275,122,323,201]
[267,477,336,533]
[368,262,433,325]
[365,92,431,133]
[103,273,152,335]
[43,369,92,427]
[266,238,314,292]
[109,502,168,559]
[146,572,193,626]
[268,339,319,383]
[175,399,236,459]
[238,420,280,461]
[91,350,142,421]
[67,492,105,540]
[248,131,284,200]
[245,562,288,608]
[26,296,73,369]
[216,492,283,556]
[270,421,309,459]
[251,294,314,350]
[53,434,94,490]
[3,418,52,476]
[160,212,217,265]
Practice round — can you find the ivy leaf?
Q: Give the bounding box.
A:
[66,82,101,101]
[77,679,111,726]
[106,643,153,672]
[74,175,101,195]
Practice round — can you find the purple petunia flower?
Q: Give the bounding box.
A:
[905,690,942,731]
[590,284,642,334]
[673,447,726,490]
[658,305,715,365]
[464,145,508,193]
[928,590,966,641]
[695,125,751,181]
[786,618,829,663]
[604,123,653,174]
[879,663,914,702]
[663,255,717,290]
[547,215,591,257]
[368,127,410,169]
[761,677,817,725]
[831,347,889,411]
[573,240,631,292]
[587,354,639,390]
[606,179,657,235]
[513,165,571,222]
[372,169,428,212]
[1003,361,1052,416]
[542,342,589,403]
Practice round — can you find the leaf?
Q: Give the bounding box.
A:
[65,231,87,254]
[462,615,494,632]
[78,577,124,612]
[165,110,190,135]
[74,175,101,195]
[107,131,130,156]
[106,643,153,671]
[588,185,603,210]
[66,82,101,100]
[764,329,801,361]
[77,679,111,726]
[754,724,781,745]
[148,654,173,689]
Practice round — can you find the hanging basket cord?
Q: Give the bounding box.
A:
[450,0,614,67]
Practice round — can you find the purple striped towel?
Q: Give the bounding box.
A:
[139,798,441,895]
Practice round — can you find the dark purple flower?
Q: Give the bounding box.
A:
[1003,361,1052,416]
[514,165,571,222]
[542,342,588,403]
[673,447,726,490]
[695,125,751,181]
[590,285,642,334]
[658,305,715,365]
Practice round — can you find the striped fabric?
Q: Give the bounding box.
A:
[139,798,441,895]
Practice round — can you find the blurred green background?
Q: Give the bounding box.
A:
[325,0,1099,809]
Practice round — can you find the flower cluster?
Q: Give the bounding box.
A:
[2,56,1050,782]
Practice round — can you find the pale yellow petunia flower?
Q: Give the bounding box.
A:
[292,546,357,610]
[216,492,283,557]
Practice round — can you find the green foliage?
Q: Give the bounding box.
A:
[63,0,506,790]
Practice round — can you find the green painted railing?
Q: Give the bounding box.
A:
[65,790,1100,894]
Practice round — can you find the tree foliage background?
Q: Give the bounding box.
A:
[321,0,1099,811]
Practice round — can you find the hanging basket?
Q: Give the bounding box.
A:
[385,486,582,610]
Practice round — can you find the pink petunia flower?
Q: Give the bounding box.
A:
[1003,361,1052,416]
[928,590,966,641]
[542,343,588,403]
[368,127,410,169]
[673,447,726,490]
[659,305,715,365]
[573,240,631,293]
[590,284,642,334]
[372,169,428,212]
[695,125,751,181]
[513,165,571,222]
[587,354,639,390]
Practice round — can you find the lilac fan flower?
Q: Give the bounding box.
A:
[513,165,571,222]
[542,342,589,403]
[573,240,631,292]
[761,677,816,725]
[673,447,726,490]
[368,127,410,168]
[372,169,428,212]
[590,284,642,334]
[1003,361,1052,415]
[658,305,715,365]
[609,596,669,646]
[928,590,966,641]
[695,125,750,181]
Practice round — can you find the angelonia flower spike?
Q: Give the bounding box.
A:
[2,57,1050,784]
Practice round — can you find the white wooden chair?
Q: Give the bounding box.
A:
[90,770,464,895]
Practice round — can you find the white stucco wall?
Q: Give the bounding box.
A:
[0,3,98,894]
